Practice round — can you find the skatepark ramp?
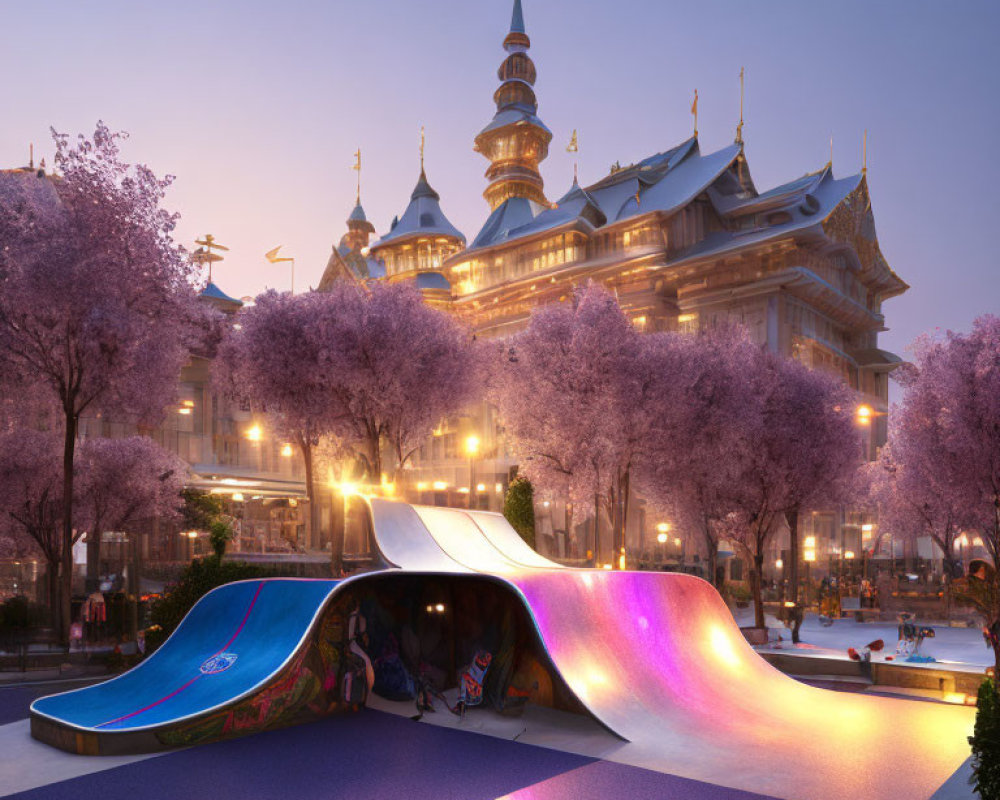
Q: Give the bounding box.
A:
[31,499,974,799]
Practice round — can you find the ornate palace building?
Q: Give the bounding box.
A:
[318,0,908,570]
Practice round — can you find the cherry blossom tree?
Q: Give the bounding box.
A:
[75,436,186,590]
[0,123,200,643]
[720,350,861,629]
[217,282,480,574]
[215,290,340,551]
[315,281,481,487]
[635,326,762,587]
[890,316,1000,671]
[493,284,655,566]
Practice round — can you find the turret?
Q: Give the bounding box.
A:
[473,0,552,210]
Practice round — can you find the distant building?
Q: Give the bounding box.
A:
[320,0,908,573]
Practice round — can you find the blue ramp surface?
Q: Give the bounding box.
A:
[32,579,338,738]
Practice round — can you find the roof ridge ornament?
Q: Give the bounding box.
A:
[735,67,745,145]
[862,129,868,176]
[691,89,699,138]
[352,148,362,205]
[566,129,579,184]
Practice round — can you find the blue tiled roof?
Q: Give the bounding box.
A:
[372,171,465,249]
[414,271,451,291]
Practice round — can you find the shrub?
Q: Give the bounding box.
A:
[144,558,287,654]
[504,476,536,549]
[970,678,1000,798]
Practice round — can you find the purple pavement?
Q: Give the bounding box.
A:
[4,709,777,800]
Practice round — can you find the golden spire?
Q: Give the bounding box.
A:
[566,129,579,182]
[862,129,868,175]
[352,148,362,205]
[735,67,745,144]
[691,89,699,137]
[828,134,833,167]
[420,126,425,173]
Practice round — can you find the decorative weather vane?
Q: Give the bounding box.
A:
[420,126,426,173]
[691,89,699,138]
[829,134,834,166]
[192,234,229,282]
[566,129,579,183]
[352,148,362,205]
[862,129,868,175]
[265,245,295,294]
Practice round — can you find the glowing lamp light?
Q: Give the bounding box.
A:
[177,407,192,415]
[542,500,551,508]
[861,523,875,532]
[844,550,855,560]
[280,443,294,457]
[187,531,198,539]
[433,481,448,491]
[804,536,816,549]
[232,492,244,502]
[339,482,360,497]
[416,481,428,492]
[657,532,668,544]
[435,603,445,613]
[856,404,874,425]
[656,522,670,533]
[288,499,298,507]
[618,554,626,570]
[776,559,783,569]
[674,537,681,547]
[245,424,263,442]
[602,563,613,570]
[804,549,816,563]
[495,482,503,494]
[476,483,486,492]
[464,435,480,456]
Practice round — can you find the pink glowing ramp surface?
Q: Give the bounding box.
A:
[369,499,974,800]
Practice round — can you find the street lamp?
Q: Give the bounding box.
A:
[465,435,480,510]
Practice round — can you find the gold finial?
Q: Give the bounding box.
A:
[352,148,362,205]
[829,134,833,166]
[735,67,745,144]
[691,89,699,137]
[862,129,868,175]
[29,143,34,170]
[420,126,425,173]
[566,129,579,183]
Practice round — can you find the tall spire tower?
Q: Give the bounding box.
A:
[473,0,552,210]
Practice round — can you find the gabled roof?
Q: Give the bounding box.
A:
[470,196,545,249]
[372,170,465,250]
[200,282,243,307]
[669,169,863,265]
[469,179,606,252]
[464,136,740,253]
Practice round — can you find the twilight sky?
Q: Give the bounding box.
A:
[2,0,997,356]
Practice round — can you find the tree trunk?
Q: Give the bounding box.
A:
[751,551,766,630]
[703,523,719,589]
[591,494,600,567]
[788,507,802,643]
[59,411,78,650]
[299,438,317,551]
[85,533,102,594]
[46,560,60,633]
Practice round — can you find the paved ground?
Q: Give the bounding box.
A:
[0,682,775,800]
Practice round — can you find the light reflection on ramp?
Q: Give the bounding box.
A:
[389,500,974,800]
